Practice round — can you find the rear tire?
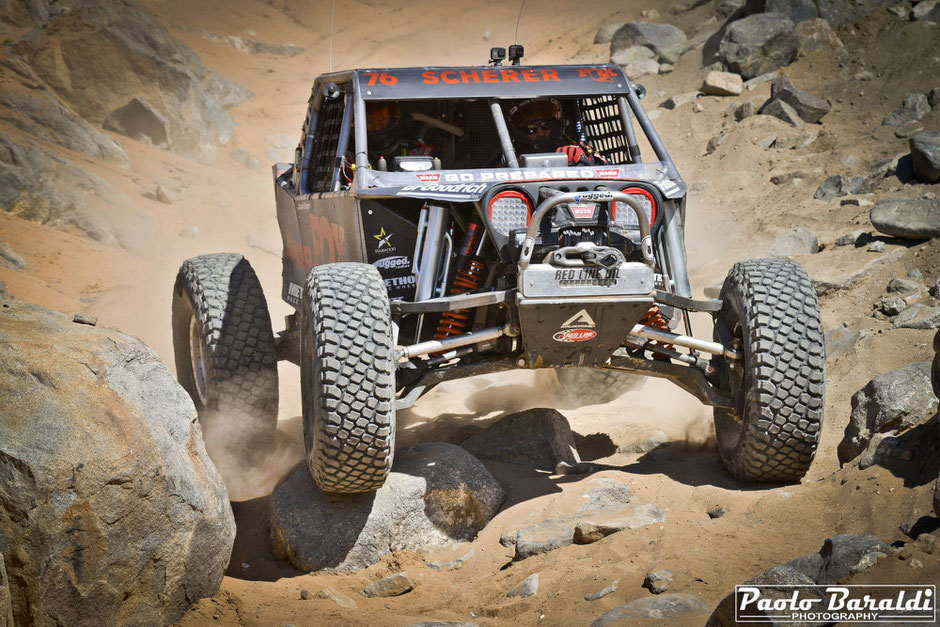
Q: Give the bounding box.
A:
[171,253,279,450]
[553,366,643,404]
[712,258,825,483]
[301,263,396,493]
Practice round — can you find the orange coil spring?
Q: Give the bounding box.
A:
[639,304,673,356]
[435,259,486,339]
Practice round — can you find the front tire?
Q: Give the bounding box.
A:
[712,258,825,483]
[171,253,279,451]
[301,263,396,493]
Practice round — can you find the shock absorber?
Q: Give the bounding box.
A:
[435,218,487,339]
[639,304,673,357]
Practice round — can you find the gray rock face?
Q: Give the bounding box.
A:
[910,132,940,184]
[0,552,11,627]
[882,94,931,127]
[507,573,539,598]
[718,13,798,80]
[709,565,822,625]
[643,570,673,594]
[838,362,937,464]
[592,593,709,625]
[610,21,687,56]
[269,443,505,572]
[746,0,820,22]
[814,174,869,200]
[102,97,170,147]
[912,0,940,21]
[0,239,25,270]
[460,408,580,471]
[360,572,415,598]
[766,226,819,257]
[893,304,940,330]
[611,45,655,66]
[0,300,235,626]
[585,580,619,601]
[825,326,864,359]
[0,89,129,166]
[869,198,940,240]
[12,0,250,162]
[795,18,843,56]
[0,135,148,249]
[595,22,626,44]
[762,98,806,127]
[935,474,940,518]
[785,534,891,584]
[767,75,830,123]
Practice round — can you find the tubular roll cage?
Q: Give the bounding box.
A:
[288,65,736,410]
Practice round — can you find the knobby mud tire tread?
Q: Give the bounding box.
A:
[301,262,395,493]
[714,258,825,483]
[171,253,279,440]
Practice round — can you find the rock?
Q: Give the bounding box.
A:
[910,132,940,184]
[912,0,940,20]
[935,475,940,518]
[787,534,891,583]
[610,45,655,67]
[868,240,886,253]
[767,75,830,123]
[813,248,905,295]
[743,70,780,90]
[796,18,843,56]
[755,133,776,149]
[0,282,6,300]
[766,226,819,257]
[102,97,170,147]
[595,23,625,44]
[900,516,940,540]
[0,90,129,166]
[908,269,925,281]
[894,304,940,329]
[834,229,867,246]
[707,504,726,519]
[929,87,940,110]
[14,2,250,162]
[231,148,261,170]
[0,239,26,270]
[585,579,619,601]
[709,565,822,625]
[0,552,11,627]
[270,443,504,572]
[661,92,700,110]
[887,277,923,294]
[896,121,926,140]
[643,570,673,594]
[622,58,662,79]
[658,63,675,74]
[592,593,709,625]
[854,69,875,81]
[460,408,580,471]
[0,300,234,626]
[814,175,868,200]
[837,362,937,463]
[314,587,357,609]
[360,572,415,598]
[0,135,148,249]
[746,0,820,23]
[760,99,804,127]
[825,326,864,358]
[507,573,539,598]
[870,198,940,240]
[580,479,633,511]
[610,21,688,56]
[155,183,174,205]
[573,503,666,544]
[881,296,908,316]
[180,226,201,238]
[425,546,474,570]
[702,71,743,96]
[734,101,755,121]
[196,31,303,56]
[641,9,660,19]
[882,94,931,127]
[718,13,798,80]
[717,0,746,18]
[411,622,477,627]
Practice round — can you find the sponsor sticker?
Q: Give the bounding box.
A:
[415,172,441,183]
[594,167,621,178]
[733,584,935,624]
[568,203,596,219]
[373,255,410,270]
[562,309,596,328]
[553,328,597,343]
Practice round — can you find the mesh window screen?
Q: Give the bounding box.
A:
[310,95,345,192]
[578,96,629,165]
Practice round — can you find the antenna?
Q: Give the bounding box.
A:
[514,0,526,44]
[329,0,336,73]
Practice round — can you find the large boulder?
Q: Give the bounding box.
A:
[610,21,687,56]
[910,132,940,184]
[460,408,580,471]
[269,443,505,573]
[765,75,830,123]
[766,226,819,258]
[0,299,235,626]
[744,0,820,23]
[869,198,940,240]
[592,593,709,625]
[882,94,931,127]
[718,13,798,80]
[795,18,843,56]
[10,0,250,162]
[837,362,937,464]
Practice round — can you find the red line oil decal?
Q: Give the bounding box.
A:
[415,172,441,183]
[553,329,597,343]
[594,167,620,178]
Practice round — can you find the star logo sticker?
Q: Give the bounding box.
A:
[374,227,393,248]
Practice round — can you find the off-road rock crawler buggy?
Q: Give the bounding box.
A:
[172,57,826,494]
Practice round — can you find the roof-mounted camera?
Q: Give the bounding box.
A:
[489,47,506,66]
[508,44,524,65]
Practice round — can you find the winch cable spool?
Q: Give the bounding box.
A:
[435,218,487,340]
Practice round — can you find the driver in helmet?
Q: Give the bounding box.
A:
[508,98,605,166]
[343,102,435,183]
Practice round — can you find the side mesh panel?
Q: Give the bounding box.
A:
[311,95,345,192]
[578,96,629,165]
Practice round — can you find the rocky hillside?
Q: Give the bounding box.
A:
[0,0,938,624]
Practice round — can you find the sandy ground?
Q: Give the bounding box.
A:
[2,0,939,625]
